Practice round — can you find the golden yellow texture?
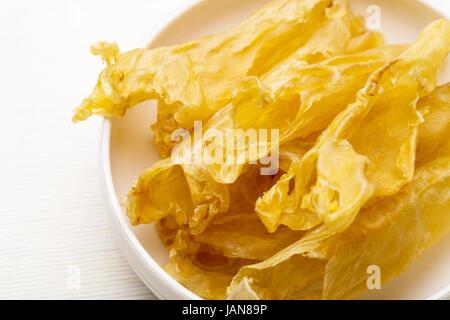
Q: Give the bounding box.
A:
[227,82,450,299]
[228,155,450,299]
[124,44,410,235]
[73,0,450,300]
[256,19,450,235]
[73,0,382,156]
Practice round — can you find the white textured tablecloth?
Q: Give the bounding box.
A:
[0,0,448,300]
[0,0,184,299]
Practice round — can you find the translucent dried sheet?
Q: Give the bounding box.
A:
[416,83,450,166]
[124,159,195,226]
[163,230,260,300]
[194,213,304,260]
[164,255,233,300]
[164,228,259,269]
[124,44,408,234]
[125,159,230,235]
[323,158,450,299]
[256,19,450,234]
[73,0,375,156]
[228,156,450,299]
[126,160,287,235]
[227,83,450,299]
[127,128,317,235]
[200,44,406,184]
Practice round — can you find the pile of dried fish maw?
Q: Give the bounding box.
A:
[73,0,450,300]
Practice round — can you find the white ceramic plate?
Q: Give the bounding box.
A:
[100,0,450,300]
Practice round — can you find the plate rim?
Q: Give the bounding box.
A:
[100,0,206,300]
[99,0,450,300]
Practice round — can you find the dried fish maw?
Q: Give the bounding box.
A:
[323,156,450,299]
[124,159,194,226]
[126,161,284,235]
[125,159,230,234]
[195,213,304,260]
[257,19,450,234]
[164,255,233,300]
[228,156,450,299]
[416,83,450,166]
[207,44,405,185]
[73,0,351,155]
